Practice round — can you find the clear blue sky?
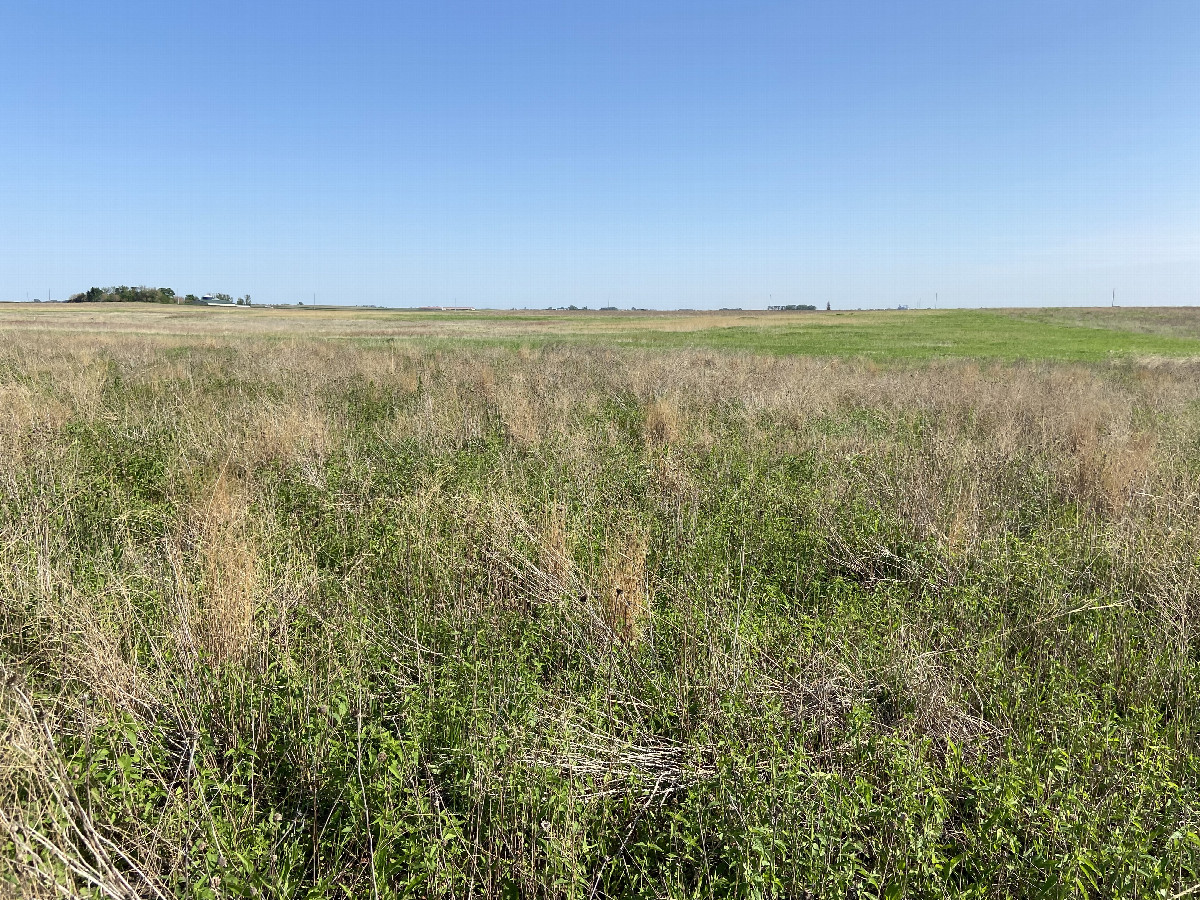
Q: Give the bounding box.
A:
[2,1,1197,308]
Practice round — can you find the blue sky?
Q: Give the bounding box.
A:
[1,1,1197,308]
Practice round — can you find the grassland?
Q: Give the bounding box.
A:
[5,302,1200,361]
[2,305,1200,898]
[996,306,1200,342]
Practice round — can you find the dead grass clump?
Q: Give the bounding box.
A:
[188,473,261,665]
[467,495,540,613]
[765,651,865,753]
[68,600,160,718]
[0,384,72,463]
[1098,431,1158,512]
[644,398,681,445]
[524,714,715,805]
[56,359,109,421]
[884,631,1001,755]
[393,367,421,397]
[539,506,575,595]
[495,375,543,449]
[391,383,489,451]
[1065,425,1160,516]
[475,364,499,403]
[652,453,698,506]
[245,400,331,467]
[474,502,580,617]
[599,531,650,643]
[1115,521,1200,658]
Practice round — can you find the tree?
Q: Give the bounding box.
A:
[67,285,177,303]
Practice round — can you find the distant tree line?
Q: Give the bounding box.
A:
[66,287,251,305]
[767,304,817,311]
[67,286,178,304]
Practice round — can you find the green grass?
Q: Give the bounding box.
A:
[8,303,1200,362]
[473,310,1200,361]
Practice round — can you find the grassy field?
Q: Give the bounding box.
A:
[5,302,1200,361]
[2,305,1200,898]
[997,306,1200,342]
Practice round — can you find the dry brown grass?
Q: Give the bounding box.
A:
[0,301,833,344]
[538,506,575,593]
[3,328,1197,543]
[643,398,681,446]
[190,473,260,665]
[2,330,1197,560]
[599,531,650,644]
[0,384,71,465]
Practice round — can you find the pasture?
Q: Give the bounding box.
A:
[2,304,1200,898]
[6,302,1200,361]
